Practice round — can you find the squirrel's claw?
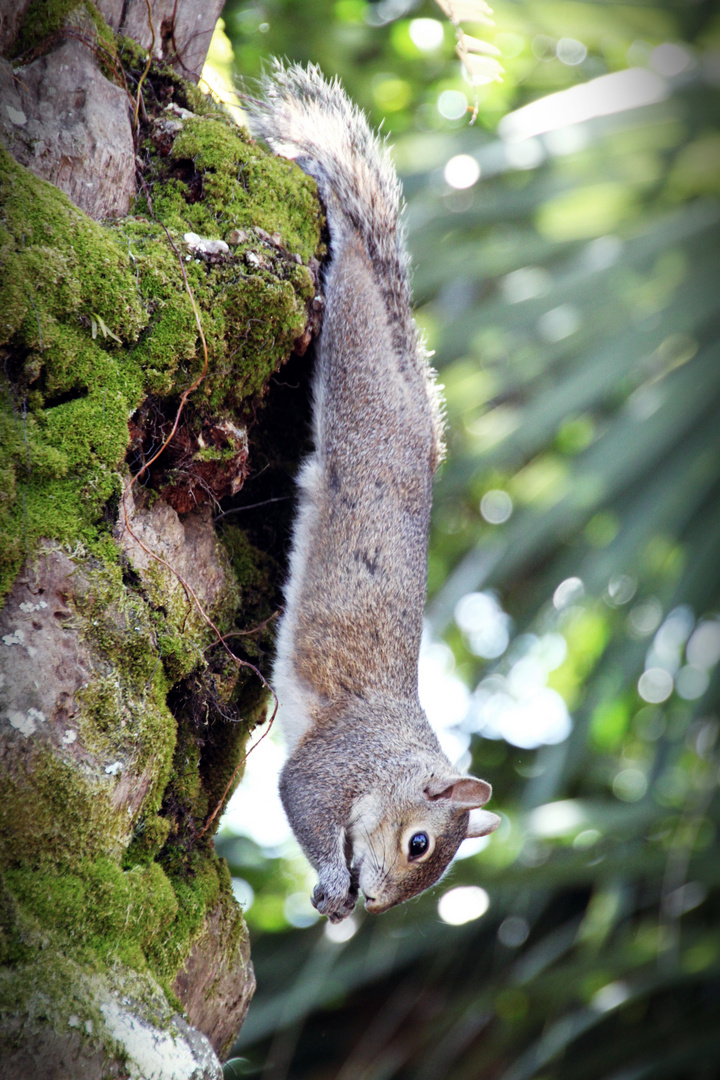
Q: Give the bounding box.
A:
[312,874,358,922]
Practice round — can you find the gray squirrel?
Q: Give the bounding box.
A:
[247,63,499,923]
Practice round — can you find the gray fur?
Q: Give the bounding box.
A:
[246,64,498,922]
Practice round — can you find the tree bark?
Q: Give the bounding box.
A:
[0,2,321,1076]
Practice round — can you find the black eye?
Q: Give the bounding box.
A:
[408,832,429,859]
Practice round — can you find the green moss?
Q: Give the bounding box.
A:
[199,700,255,827]
[221,525,280,684]
[5,859,178,968]
[1,838,240,992]
[0,152,147,596]
[150,856,223,982]
[0,39,320,1056]
[208,269,312,410]
[0,951,108,1034]
[0,747,136,869]
[10,0,117,63]
[13,0,85,57]
[1,130,321,598]
[74,566,163,687]
[76,667,174,782]
[122,814,172,868]
[140,114,322,262]
[157,630,203,684]
[165,717,208,829]
[114,32,152,74]
[0,543,251,1024]
[224,525,276,604]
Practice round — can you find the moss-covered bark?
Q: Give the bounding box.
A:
[0,4,323,1076]
[0,110,320,597]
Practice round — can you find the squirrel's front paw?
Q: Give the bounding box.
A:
[312,872,358,923]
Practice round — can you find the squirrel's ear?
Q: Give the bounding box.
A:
[466,808,501,837]
[425,776,492,808]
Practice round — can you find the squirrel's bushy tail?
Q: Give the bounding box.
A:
[244,61,413,334]
[245,61,445,461]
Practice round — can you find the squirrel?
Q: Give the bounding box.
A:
[246,63,500,924]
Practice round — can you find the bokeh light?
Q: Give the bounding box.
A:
[409,18,444,51]
[437,89,469,120]
[480,489,513,524]
[438,886,490,925]
[444,154,481,189]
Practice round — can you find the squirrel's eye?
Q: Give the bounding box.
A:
[408,832,429,859]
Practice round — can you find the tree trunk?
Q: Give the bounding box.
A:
[0,3,321,1076]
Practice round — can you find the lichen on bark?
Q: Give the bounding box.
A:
[0,3,323,1075]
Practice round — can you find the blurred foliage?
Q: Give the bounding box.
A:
[214,0,720,1077]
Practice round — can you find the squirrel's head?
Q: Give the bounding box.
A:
[348,775,500,915]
